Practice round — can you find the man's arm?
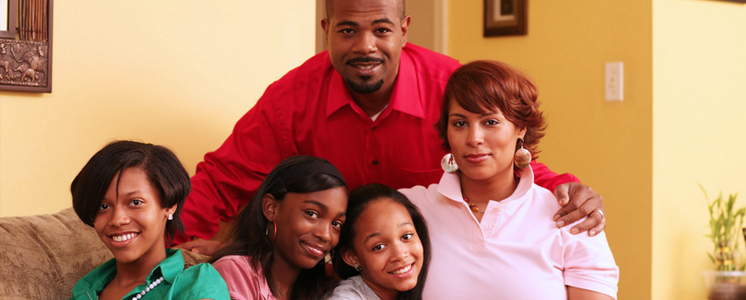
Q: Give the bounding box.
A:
[531,161,606,236]
[567,287,615,300]
[531,160,581,191]
[174,219,234,255]
[173,93,287,246]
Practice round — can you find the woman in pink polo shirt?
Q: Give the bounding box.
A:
[398,60,619,300]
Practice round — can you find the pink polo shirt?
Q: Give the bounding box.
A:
[212,255,277,300]
[399,168,619,299]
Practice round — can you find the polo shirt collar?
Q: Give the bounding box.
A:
[437,167,535,203]
[326,47,424,119]
[437,172,465,203]
[71,248,183,299]
[154,248,182,284]
[71,257,117,298]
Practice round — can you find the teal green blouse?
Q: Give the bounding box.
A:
[70,249,229,300]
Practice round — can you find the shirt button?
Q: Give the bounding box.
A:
[487,225,493,230]
[372,160,379,165]
[492,207,500,212]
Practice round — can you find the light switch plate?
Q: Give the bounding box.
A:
[605,62,624,102]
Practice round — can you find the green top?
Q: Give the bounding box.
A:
[70,249,229,300]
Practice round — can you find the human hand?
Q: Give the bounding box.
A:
[553,182,606,236]
[173,238,224,256]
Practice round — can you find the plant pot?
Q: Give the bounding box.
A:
[703,270,746,300]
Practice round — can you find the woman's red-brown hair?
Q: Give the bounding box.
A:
[436,60,546,158]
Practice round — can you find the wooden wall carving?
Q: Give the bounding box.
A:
[0,40,49,88]
[0,0,52,93]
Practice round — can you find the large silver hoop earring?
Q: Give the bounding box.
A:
[514,138,532,169]
[441,153,459,173]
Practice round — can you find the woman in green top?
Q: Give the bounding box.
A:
[69,140,229,300]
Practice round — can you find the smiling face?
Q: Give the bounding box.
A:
[343,198,423,300]
[322,0,409,96]
[94,167,175,266]
[447,101,526,184]
[266,187,348,271]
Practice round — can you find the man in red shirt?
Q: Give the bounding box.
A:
[175,0,606,253]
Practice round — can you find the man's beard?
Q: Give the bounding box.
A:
[345,77,384,94]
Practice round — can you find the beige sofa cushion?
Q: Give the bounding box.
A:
[0,207,112,299]
[0,207,210,299]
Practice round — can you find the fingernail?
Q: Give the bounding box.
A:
[570,228,579,234]
[193,249,200,254]
[590,230,597,236]
[553,214,560,221]
[556,220,565,227]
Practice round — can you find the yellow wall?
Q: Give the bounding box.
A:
[4,1,745,298]
[447,1,653,299]
[0,1,315,216]
[449,0,746,299]
[653,0,746,299]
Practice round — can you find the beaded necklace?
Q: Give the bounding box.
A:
[463,197,485,213]
[129,276,164,300]
[462,176,520,214]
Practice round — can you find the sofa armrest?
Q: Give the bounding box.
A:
[0,207,112,299]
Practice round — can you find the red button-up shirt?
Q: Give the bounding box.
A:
[176,44,578,243]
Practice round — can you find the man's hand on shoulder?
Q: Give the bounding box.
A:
[552,182,606,237]
[173,238,225,256]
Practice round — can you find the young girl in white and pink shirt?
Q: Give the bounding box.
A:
[328,183,431,300]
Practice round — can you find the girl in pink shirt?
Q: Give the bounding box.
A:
[328,183,431,300]
[210,156,349,300]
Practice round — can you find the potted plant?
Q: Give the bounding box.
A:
[702,184,746,300]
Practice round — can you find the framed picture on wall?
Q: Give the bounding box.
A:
[0,0,53,93]
[484,0,527,37]
[0,0,17,38]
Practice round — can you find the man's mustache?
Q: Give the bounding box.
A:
[346,57,384,65]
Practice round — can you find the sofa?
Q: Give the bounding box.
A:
[0,207,207,300]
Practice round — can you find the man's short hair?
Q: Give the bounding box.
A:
[325,0,406,20]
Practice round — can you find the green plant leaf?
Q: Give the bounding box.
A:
[702,184,745,271]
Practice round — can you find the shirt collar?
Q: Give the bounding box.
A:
[152,248,182,284]
[71,257,117,298]
[437,171,464,202]
[437,167,535,203]
[71,248,183,299]
[326,46,424,119]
